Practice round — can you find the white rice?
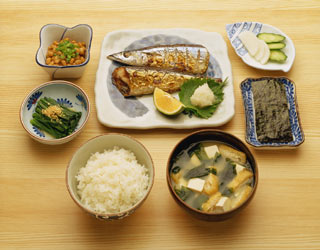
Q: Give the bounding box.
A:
[76,147,149,214]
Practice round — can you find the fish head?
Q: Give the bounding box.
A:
[107,51,146,65]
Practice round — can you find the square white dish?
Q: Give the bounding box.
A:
[226,22,295,72]
[95,28,234,129]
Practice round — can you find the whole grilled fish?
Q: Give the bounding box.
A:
[107,44,210,75]
[112,66,196,97]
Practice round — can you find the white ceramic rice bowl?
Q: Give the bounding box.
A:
[66,134,155,220]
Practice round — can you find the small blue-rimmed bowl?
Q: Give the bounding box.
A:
[36,24,93,79]
[240,77,304,149]
[20,80,90,145]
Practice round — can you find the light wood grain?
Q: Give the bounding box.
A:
[1,0,320,249]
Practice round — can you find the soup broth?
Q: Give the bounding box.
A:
[170,141,254,213]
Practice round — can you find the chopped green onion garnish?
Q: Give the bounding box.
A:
[55,40,78,62]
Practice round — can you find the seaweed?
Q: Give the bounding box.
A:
[184,165,209,179]
[174,186,192,201]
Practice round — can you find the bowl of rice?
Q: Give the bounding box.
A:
[66,133,154,220]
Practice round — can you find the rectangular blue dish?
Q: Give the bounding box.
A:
[240,77,304,149]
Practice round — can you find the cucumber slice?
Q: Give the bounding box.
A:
[257,33,286,43]
[268,42,286,50]
[269,50,287,63]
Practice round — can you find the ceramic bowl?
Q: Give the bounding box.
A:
[166,129,258,221]
[240,77,304,149]
[66,134,155,221]
[226,22,295,72]
[36,24,93,78]
[20,80,90,145]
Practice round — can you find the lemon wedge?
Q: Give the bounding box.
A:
[153,87,184,115]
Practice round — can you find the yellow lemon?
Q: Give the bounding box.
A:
[153,87,184,115]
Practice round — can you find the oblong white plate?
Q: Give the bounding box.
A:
[95,28,235,129]
[226,22,295,72]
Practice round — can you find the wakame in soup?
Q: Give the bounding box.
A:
[170,141,254,213]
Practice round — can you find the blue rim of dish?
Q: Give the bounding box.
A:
[240,77,304,148]
[20,80,90,142]
[35,24,93,70]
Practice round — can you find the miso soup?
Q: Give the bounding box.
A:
[170,141,254,213]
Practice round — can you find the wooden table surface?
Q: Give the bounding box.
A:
[1,1,320,249]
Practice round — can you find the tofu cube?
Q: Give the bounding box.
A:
[187,178,205,193]
[215,196,231,212]
[190,154,201,166]
[235,164,245,174]
[204,145,219,159]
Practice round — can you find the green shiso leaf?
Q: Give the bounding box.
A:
[178,78,227,119]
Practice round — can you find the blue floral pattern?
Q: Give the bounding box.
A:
[226,22,242,40]
[237,46,248,56]
[252,23,262,34]
[32,126,45,137]
[232,37,241,48]
[241,22,252,32]
[240,77,304,148]
[57,98,73,108]
[76,94,87,111]
[226,22,263,57]
[27,91,42,110]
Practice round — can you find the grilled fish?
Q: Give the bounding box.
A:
[107,44,210,75]
[112,66,196,97]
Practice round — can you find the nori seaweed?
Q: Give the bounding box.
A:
[252,79,293,143]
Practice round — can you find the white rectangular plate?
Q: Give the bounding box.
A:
[95,28,235,129]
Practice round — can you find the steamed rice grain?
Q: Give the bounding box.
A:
[76,147,149,214]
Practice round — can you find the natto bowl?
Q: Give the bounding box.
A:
[36,24,93,79]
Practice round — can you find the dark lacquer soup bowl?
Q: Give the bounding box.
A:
[166,129,258,221]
